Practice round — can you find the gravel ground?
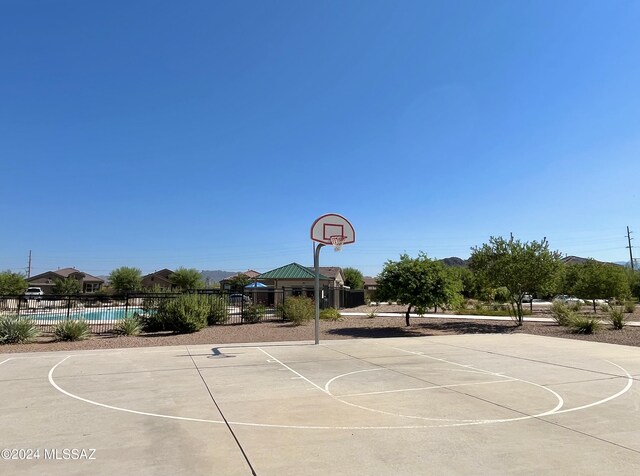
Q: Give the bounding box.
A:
[2,304,639,353]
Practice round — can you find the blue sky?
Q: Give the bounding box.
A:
[1,0,639,278]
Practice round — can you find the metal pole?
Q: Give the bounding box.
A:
[627,226,635,271]
[314,242,325,345]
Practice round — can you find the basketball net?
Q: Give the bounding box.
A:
[330,235,345,252]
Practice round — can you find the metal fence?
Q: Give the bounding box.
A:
[0,287,365,334]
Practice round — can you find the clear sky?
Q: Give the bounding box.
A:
[1,0,639,278]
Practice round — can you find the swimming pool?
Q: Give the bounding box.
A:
[19,307,144,322]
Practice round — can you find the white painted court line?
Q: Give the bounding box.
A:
[48,355,225,425]
[338,378,518,398]
[257,347,329,394]
[44,346,636,431]
[0,358,14,366]
[551,361,634,415]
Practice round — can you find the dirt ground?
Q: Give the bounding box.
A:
[2,303,639,353]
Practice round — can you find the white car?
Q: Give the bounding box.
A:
[553,295,583,305]
[24,287,44,300]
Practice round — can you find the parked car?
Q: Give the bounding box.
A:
[553,295,583,305]
[228,294,252,306]
[23,287,44,300]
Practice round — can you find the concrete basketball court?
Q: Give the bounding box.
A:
[1,334,639,475]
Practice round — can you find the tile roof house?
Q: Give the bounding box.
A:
[363,276,378,290]
[220,270,262,291]
[141,269,175,290]
[27,268,104,294]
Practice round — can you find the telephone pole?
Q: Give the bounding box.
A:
[27,250,32,278]
[627,226,635,271]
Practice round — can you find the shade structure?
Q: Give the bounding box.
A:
[244,282,267,288]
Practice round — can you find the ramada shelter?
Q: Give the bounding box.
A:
[253,263,346,308]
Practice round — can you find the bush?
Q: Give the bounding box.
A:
[567,301,582,313]
[623,301,636,314]
[320,308,341,321]
[115,315,142,336]
[494,287,510,303]
[454,308,531,317]
[607,306,627,330]
[140,312,165,332]
[551,301,573,326]
[568,315,601,334]
[54,320,90,341]
[156,294,208,333]
[208,296,229,325]
[242,305,265,323]
[366,308,378,318]
[282,296,314,325]
[0,315,40,344]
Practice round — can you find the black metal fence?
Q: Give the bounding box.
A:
[0,287,366,334]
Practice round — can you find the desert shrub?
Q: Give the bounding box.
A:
[494,287,510,303]
[114,315,142,336]
[366,308,378,318]
[623,300,636,314]
[242,305,265,323]
[156,294,208,333]
[567,301,582,313]
[551,301,573,326]
[607,306,627,330]
[54,320,90,341]
[0,315,40,344]
[454,308,531,317]
[568,315,601,334]
[140,311,165,332]
[320,308,341,321]
[282,296,314,325]
[208,296,229,325]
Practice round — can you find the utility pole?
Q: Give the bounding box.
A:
[27,250,32,278]
[627,226,635,271]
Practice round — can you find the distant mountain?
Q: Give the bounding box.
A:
[200,270,237,284]
[562,256,624,267]
[439,257,469,268]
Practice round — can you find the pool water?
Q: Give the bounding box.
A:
[23,307,143,322]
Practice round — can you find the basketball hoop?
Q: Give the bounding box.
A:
[330,235,345,252]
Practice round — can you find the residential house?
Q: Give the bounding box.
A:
[141,269,175,291]
[220,269,261,291]
[27,268,104,294]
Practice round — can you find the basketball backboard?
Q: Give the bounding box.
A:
[310,213,356,248]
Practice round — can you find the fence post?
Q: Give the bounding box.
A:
[66,295,72,320]
[17,296,22,317]
[125,294,130,318]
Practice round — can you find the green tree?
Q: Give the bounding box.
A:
[571,260,630,311]
[0,270,28,295]
[109,267,142,294]
[52,277,82,295]
[446,267,479,299]
[469,236,561,325]
[628,269,640,300]
[343,267,364,289]
[227,274,251,292]
[169,267,204,292]
[377,253,462,326]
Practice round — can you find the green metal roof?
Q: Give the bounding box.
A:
[256,263,328,280]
